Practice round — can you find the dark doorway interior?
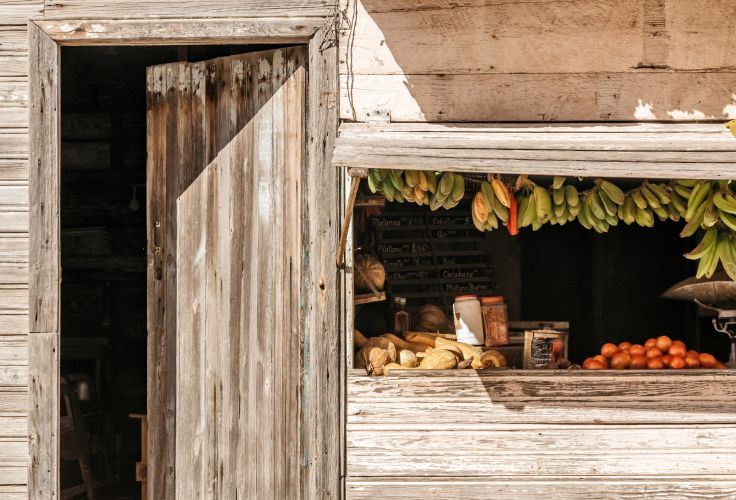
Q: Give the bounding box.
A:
[58,44,276,499]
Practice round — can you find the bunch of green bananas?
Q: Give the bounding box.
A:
[366,168,438,206]
[471,179,510,232]
[514,177,552,231]
[618,181,685,228]
[577,180,625,233]
[428,172,465,210]
[685,228,736,280]
[678,180,736,279]
[548,176,580,226]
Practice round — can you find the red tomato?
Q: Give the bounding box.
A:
[647,357,664,369]
[684,354,700,369]
[655,335,672,352]
[669,355,686,369]
[646,347,663,359]
[630,354,648,369]
[610,351,631,369]
[593,354,609,368]
[629,344,646,357]
[668,343,686,357]
[600,343,618,358]
[698,353,717,368]
[586,359,605,370]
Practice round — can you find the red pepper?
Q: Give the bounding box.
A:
[507,187,519,236]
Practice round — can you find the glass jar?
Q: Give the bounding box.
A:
[481,296,509,347]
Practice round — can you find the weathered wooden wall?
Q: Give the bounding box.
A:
[347,370,736,498]
[0,1,337,497]
[339,0,736,122]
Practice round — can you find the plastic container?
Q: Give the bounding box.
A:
[452,295,484,345]
[481,296,509,347]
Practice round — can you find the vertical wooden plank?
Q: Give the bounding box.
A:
[302,23,341,500]
[27,21,60,500]
[27,333,58,500]
[172,64,207,500]
[28,22,59,334]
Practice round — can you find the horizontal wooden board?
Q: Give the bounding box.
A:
[348,370,736,403]
[0,286,27,313]
[0,263,26,284]
[0,235,27,262]
[0,389,26,415]
[0,109,26,129]
[0,485,26,499]
[0,467,26,487]
[0,440,28,466]
[334,123,736,179]
[0,182,27,207]
[0,160,26,181]
[0,55,27,77]
[0,130,27,158]
[37,18,324,44]
[346,477,736,499]
[0,79,27,108]
[340,0,736,75]
[0,212,27,233]
[0,366,26,386]
[41,0,334,19]
[0,1,44,25]
[347,372,736,425]
[341,72,736,122]
[0,26,27,53]
[348,426,736,477]
[0,416,25,438]
[0,337,26,365]
[0,315,25,334]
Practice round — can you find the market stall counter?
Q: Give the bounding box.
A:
[346,369,736,498]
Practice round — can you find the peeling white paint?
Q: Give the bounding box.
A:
[59,23,76,33]
[633,100,656,120]
[666,109,713,120]
[722,95,736,119]
[89,24,106,33]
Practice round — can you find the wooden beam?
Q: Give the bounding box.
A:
[35,18,324,45]
[333,123,736,179]
[40,0,334,20]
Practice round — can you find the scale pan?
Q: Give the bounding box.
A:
[661,272,736,308]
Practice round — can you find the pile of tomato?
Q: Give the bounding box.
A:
[583,336,726,370]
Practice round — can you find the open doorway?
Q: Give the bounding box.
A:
[59,44,286,499]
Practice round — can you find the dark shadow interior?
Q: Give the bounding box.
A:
[59,43,281,500]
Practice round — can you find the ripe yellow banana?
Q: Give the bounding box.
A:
[492,178,511,208]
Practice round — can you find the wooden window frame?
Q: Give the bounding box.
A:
[27,17,339,499]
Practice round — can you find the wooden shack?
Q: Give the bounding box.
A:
[1,0,736,499]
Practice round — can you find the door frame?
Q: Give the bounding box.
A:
[27,17,341,499]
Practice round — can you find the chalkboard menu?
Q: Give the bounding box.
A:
[367,200,496,313]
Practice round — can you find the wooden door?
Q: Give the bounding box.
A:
[146,47,305,499]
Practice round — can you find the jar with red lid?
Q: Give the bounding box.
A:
[481,296,509,347]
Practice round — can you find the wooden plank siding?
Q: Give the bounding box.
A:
[332,122,736,179]
[346,371,736,498]
[339,0,736,122]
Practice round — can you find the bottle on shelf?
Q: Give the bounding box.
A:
[480,296,509,347]
[393,297,411,335]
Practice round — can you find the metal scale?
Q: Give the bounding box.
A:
[662,272,736,368]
